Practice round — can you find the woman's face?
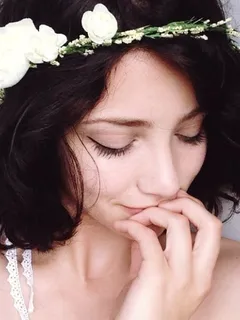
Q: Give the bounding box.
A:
[66,50,207,229]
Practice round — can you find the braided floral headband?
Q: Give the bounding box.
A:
[0,3,240,103]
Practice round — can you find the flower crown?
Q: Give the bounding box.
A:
[0,2,240,103]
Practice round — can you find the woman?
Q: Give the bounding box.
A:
[0,0,240,319]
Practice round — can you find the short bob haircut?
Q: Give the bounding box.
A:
[1,0,240,251]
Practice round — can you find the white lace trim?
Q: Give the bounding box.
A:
[5,239,31,320]
[22,249,34,313]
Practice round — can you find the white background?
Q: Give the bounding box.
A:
[229,0,240,25]
[221,0,240,241]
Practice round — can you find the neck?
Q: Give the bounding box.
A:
[33,214,132,286]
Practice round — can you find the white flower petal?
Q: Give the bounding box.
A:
[39,25,57,46]
[25,24,66,64]
[6,18,36,31]
[111,17,118,31]
[5,19,38,45]
[0,17,65,88]
[94,3,109,13]
[39,25,67,46]
[25,51,43,64]
[0,54,30,89]
[0,70,9,87]
[57,34,67,46]
[87,30,104,44]
[81,4,118,43]
[81,11,93,32]
[39,24,56,36]
[0,18,38,53]
[39,24,57,42]
[41,47,59,62]
[25,36,45,63]
[0,27,7,36]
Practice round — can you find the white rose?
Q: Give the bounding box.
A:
[25,25,67,64]
[0,18,37,88]
[81,3,118,44]
[0,49,30,89]
[0,18,67,89]
[0,18,38,45]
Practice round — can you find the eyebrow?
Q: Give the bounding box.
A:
[82,106,204,128]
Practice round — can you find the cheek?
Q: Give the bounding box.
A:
[64,134,100,207]
[177,143,207,187]
[79,149,135,208]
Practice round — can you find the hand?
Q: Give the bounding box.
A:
[114,192,222,320]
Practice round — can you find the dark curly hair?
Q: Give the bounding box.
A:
[0,0,240,251]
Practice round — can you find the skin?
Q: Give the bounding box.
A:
[0,50,240,319]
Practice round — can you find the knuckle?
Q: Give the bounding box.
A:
[197,278,212,298]
[196,199,205,207]
[171,214,189,227]
[193,273,213,298]
[145,227,157,238]
[176,197,187,206]
[176,275,191,291]
[207,216,223,231]
[147,268,166,283]
[179,196,204,208]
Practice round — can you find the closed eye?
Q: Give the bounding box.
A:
[88,137,133,158]
[176,130,206,145]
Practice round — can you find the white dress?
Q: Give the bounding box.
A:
[4,240,34,320]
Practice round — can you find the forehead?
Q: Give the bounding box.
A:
[87,50,198,128]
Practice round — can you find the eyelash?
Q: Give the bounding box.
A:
[89,131,206,159]
[176,130,206,145]
[90,138,133,159]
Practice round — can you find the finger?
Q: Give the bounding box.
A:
[176,190,205,208]
[129,207,193,275]
[171,190,204,233]
[159,198,222,274]
[114,219,166,268]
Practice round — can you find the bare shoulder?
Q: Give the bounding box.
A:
[0,250,10,296]
[191,237,240,320]
[0,250,9,290]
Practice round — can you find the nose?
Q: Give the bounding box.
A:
[137,145,180,199]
